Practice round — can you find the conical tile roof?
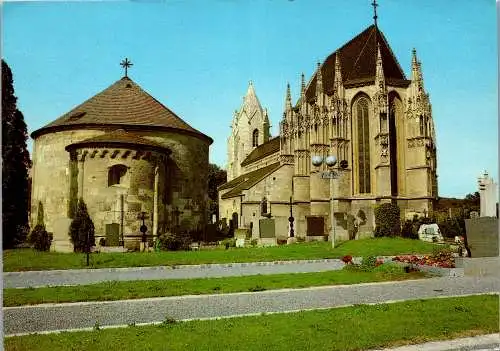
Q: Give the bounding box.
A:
[32,76,212,143]
[305,24,410,102]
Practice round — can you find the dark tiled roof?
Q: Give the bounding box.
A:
[240,136,280,167]
[65,129,170,153]
[220,162,281,199]
[305,25,410,101]
[32,77,212,143]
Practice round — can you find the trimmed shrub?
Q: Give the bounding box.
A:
[374,203,401,237]
[69,198,95,253]
[29,224,53,251]
[158,232,192,251]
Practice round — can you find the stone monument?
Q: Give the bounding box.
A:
[478,171,498,217]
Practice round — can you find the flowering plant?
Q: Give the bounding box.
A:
[341,255,353,264]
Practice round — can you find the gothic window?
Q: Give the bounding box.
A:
[356,97,371,193]
[419,115,424,136]
[252,129,259,147]
[108,164,127,186]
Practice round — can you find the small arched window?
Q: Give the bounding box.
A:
[108,165,128,186]
[252,129,259,147]
[261,197,268,214]
[419,115,425,136]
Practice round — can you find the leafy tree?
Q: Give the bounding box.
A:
[207,163,227,219]
[69,198,95,252]
[374,203,401,237]
[2,59,31,248]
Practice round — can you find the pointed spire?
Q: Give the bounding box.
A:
[315,61,323,95]
[243,80,263,113]
[300,73,306,98]
[375,42,385,90]
[285,82,292,111]
[334,54,342,90]
[411,49,424,92]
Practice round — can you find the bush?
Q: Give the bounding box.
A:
[158,232,192,251]
[29,224,53,251]
[69,199,95,253]
[374,203,401,237]
[401,219,419,239]
[360,256,377,271]
[220,238,236,249]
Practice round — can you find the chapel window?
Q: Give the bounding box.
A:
[108,164,128,186]
[356,97,371,193]
[252,129,259,147]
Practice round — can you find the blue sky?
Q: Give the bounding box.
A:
[2,0,497,198]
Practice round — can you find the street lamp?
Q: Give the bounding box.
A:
[312,155,339,248]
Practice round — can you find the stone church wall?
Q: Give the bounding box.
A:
[31,127,209,252]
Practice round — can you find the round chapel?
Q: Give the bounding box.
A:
[30,74,212,252]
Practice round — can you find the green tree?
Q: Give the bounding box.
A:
[28,201,53,251]
[69,198,95,253]
[2,59,31,249]
[207,163,227,219]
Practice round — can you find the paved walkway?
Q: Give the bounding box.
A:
[370,333,499,351]
[3,257,463,289]
[3,259,346,288]
[4,276,498,336]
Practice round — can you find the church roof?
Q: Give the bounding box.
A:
[304,24,410,102]
[240,136,280,167]
[220,162,281,199]
[32,77,212,144]
[65,129,170,153]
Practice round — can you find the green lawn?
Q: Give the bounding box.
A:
[6,295,498,351]
[3,238,442,272]
[4,267,425,306]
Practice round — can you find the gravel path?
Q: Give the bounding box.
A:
[4,259,347,288]
[4,276,498,336]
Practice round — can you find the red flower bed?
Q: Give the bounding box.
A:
[392,253,455,268]
[341,255,353,264]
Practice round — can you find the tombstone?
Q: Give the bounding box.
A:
[105,223,120,246]
[478,171,498,217]
[417,223,444,242]
[259,218,277,246]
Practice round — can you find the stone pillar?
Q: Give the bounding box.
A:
[77,151,87,199]
[478,171,498,217]
[153,164,159,238]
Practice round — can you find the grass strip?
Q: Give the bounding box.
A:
[3,238,442,272]
[6,295,498,351]
[4,268,425,306]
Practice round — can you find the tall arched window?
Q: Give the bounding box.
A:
[419,115,425,136]
[108,164,128,186]
[252,129,259,147]
[356,97,371,193]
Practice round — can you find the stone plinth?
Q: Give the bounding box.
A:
[465,217,499,257]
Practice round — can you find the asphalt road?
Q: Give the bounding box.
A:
[4,276,498,336]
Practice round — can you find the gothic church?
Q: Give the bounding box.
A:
[219,21,438,242]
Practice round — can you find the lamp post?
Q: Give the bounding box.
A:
[312,155,339,248]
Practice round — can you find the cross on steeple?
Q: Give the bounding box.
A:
[120,58,133,77]
[371,0,378,27]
